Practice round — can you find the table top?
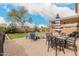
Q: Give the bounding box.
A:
[53,35,68,41]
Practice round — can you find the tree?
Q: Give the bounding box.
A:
[8,7,29,33]
[28,17,33,23]
[33,25,40,32]
[8,7,28,27]
[6,23,17,33]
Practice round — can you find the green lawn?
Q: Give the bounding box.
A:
[36,32,46,36]
[7,32,46,40]
[7,33,27,40]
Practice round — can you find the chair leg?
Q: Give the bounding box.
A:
[75,45,77,52]
[60,42,65,54]
[51,40,54,48]
[59,46,61,51]
[74,49,77,56]
[47,42,50,52]
[62,46,65,54]
[74,45,77,56]
[64,40,67,48]
[55,45,57,56]
[59,41,65,54]
[59,42,61,51]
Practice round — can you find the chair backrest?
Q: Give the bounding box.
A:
[74,34,77,43]
[60,33,66,37]
[67,35,77,45]
[46,33,52,41]
[46,33,50,40]
[69,31,78,37]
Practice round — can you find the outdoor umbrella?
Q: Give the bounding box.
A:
[55,14,61,34]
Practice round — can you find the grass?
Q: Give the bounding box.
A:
[7,33,27,40]
[36,32,46,36]
[7,32,46,40]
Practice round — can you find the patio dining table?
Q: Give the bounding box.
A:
[51,35,68,56]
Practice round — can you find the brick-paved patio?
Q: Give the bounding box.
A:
[4,38,79,56]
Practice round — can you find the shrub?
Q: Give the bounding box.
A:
[33,26,40,32]
[0,26,6,33]
[25,26,31,33]
[16,28,25,33]
[25,28,29,33]
[6,25,17,33]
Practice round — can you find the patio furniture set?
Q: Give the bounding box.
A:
[46,32,77,56]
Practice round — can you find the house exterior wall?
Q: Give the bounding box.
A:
[58,23,77,34]
[50,23,77,35]
[50,4,79,35]
[76,3,79,15]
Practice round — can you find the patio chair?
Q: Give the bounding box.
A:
[46,33,49,44]
[30,32,35,40]
[54,36,66,56]
[68,31,78,37]
[66,35,77,56]
[46,33,53,52]
[58,38,65,53]
[46,33,51,51]
[30,32,40,40]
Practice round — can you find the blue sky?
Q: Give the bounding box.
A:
[0,3,75,25]
[55,3,75,10]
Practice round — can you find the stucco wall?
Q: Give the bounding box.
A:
[51,23,77,35]
[77,3,79,15]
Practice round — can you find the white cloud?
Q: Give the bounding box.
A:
[24,22,35,28]
[13,3,77,21]
[2,4,11,12]
[57,7,77,18]
[0,16,6,24]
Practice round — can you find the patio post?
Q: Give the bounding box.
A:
[77,23,79,37]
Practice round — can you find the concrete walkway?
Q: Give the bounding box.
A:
[4,37,79,56]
